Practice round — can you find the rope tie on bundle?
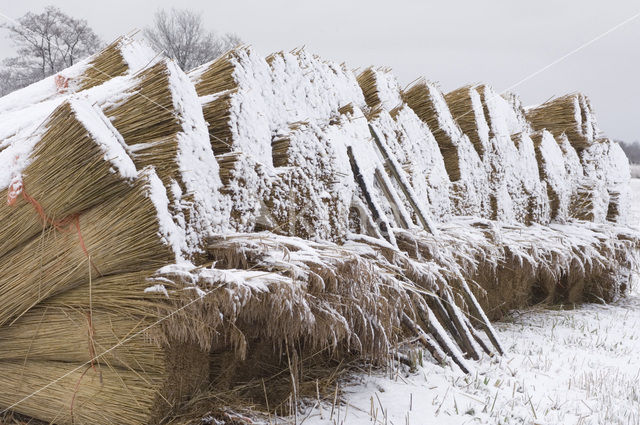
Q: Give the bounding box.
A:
[7,177,102,276]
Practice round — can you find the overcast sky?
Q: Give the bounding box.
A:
[1,1,639,142]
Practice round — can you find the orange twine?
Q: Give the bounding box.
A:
[54,74,69,94]
[7,180,102,276]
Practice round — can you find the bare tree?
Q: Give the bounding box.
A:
[0,6,101,95]
[144,8,241,71]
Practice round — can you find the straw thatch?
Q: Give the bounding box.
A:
[526,93,600,149]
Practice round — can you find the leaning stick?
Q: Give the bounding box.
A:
[401,313,447,365]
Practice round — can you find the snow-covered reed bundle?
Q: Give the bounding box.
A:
[196,232,506,379]
[388,104,452,221]
[475,86,550,223]
[445,85,490,158]
[530,130,572,221]
[201,90,236,154]
[0,100,137,260]
[192,49,238,96]
[573,141,611,222]
[402,79,489,217]
[432,218,640,318]
[0,36,155,117]
[601,140,631,224]
[105,61,182,146]
[78,37,132,90]
[445,85,517,221]
[356,67,402,110]
[0,168,177,327]
[526,93,600,149]
[353,68,450,222]
[446,84,550,223]
[159,235,410,360]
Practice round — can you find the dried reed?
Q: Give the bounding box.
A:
[356,67,386,109]
[0,360,161,425]
[192,49,240,97]
[0,101,134,261]
[201,90,236,155]
[526,93,599,149]
[105,60,182,147]
[445,85,486,158]
[402,79,463,181]
[0,170,174,327]
[78,37,130,91]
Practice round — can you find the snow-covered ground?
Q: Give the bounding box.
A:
[302,179,640,425]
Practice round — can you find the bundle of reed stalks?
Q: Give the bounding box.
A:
[0,333,209,425]
[526,93,600,149]
[530,130,571,221]
[0,265,211,425]
[357,67,384,109]
[402,79,463,180]
[216,152,242,186]
[191,49,241,97]
[203,232,503,371]
[0,169,175,327]
[78,37,132,91]
[445,85,489,159]
[105,60,182,147]
[0,101,137,261]
[201,90,236,155]
[0,360,161,425]
[271,134,292,168]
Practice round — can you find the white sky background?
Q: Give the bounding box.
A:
[0,1,638,142]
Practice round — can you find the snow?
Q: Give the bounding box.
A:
[300,181,640,425]
[142,167,188,261]
[164,59,231,239]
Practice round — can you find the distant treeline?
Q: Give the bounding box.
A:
[618,140,640,164]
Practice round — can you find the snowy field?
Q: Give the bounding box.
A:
[303,179,640,425]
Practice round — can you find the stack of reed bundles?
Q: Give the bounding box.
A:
[0,167,175,327]
[526,93,600,150]
[0,271,210,425]
[266,121,352,242]
[403,79,463,181]
[201,232,506,381]
[403,79,490,217]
